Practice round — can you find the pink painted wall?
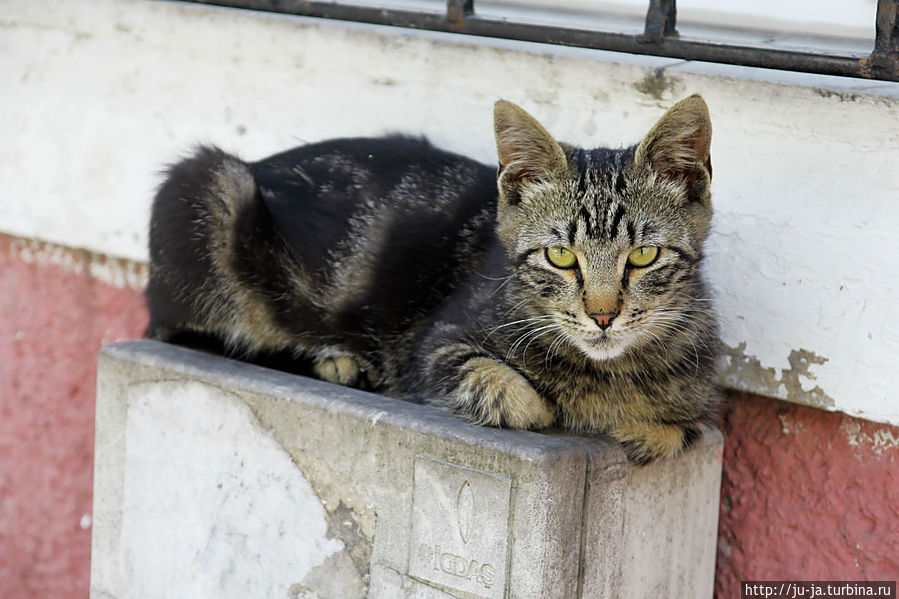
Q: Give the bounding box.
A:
[0,233,895,597]
[0,235,147,599]
[716,394,899,595]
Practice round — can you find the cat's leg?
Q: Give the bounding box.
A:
[609,421,702,464]
[312,347,380,388]
[422,342,556,429]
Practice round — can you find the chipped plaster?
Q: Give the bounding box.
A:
[840,419,899,456]
[7,235,147,290]
[719,344,835,410]
[633,66,684,101]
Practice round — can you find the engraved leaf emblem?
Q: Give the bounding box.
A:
[456,480,474,544]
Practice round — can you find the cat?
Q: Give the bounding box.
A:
[145,95,720,463]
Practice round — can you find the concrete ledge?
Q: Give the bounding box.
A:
[91,340,723,598]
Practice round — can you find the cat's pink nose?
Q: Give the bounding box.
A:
[589,312,618,330]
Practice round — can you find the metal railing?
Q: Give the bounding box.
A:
[182,0,898,82]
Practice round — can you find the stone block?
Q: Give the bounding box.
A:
[91,340,722,598]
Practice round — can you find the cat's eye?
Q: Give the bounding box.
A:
[627,246,659,268]
[545,246,577,269]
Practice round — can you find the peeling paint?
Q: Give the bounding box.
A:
[778,413,806,435]
[840,419,899,456]
[324,500,371,586]
[242,395,377,587]
[287,582,322,599]
[814,89,863,103]
[719,343,836,410]
[813,88,897,108]
[633,68,680,101]
[6,235,147,290]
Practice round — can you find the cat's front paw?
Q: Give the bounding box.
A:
[451,357,555,429]
[611,421,702,464]
[313,352,378,388]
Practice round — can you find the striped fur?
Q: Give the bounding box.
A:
[146,96,721,463]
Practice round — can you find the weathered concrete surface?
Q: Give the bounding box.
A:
[92,340,723,598]
[586,430,723,597]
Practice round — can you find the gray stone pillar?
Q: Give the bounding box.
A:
[91,340,722,599]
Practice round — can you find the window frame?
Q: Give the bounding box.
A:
[180,0,898,82]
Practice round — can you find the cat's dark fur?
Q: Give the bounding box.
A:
[146,96,721,463]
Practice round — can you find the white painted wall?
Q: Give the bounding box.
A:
[3,0,898,424]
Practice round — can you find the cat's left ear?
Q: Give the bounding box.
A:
[634,95,712,196]
[494,100,569,204]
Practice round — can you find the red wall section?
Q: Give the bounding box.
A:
[0,235,147,599]
[1,234,896,598]
[717,394,899,596]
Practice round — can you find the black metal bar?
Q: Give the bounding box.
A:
[866,0,899,79]
[446,0,473,27]
[875,0,899,53]
[181,0,898,82]
[639,0,677,45]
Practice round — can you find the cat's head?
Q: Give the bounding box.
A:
[493,96,713,362]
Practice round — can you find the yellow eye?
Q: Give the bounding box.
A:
[627,246,659,268]
[545,246,577,269]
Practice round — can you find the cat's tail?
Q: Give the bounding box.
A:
[146,145,259,341]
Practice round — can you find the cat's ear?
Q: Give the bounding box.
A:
[634,95,712,192]
[494,100,569,203]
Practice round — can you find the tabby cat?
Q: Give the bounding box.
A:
[146,95,720,463]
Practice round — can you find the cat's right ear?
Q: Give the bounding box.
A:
[633,95,712,195]
[494,100,568,204]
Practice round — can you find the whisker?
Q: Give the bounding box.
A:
[484,273,515,298]
[482,315,556,344]
[506,322,562,363]
[544,331,569,368]
[522,324,562,359]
